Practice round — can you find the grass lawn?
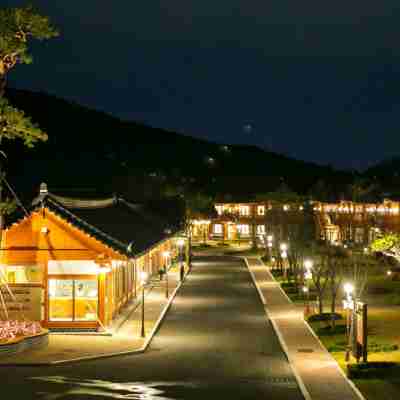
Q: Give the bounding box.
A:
[307,300,400,400]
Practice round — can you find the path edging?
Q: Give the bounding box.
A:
[253,257,367,400]
[243,257,312,400]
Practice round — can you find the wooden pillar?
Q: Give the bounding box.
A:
[98,272,106,328]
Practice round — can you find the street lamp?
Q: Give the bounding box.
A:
[304,259,313,272]
[280,243,288,252]
[140,271,149,338]
[163,251,170,298]
[343,282,354,362]
[177,239,185,282]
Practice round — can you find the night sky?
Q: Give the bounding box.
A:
[4,1,400,170]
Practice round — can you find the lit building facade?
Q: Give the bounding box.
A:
[208,202,310,242]
[314,199,400,245]
[197,199,400,246]
[0,186,185,331]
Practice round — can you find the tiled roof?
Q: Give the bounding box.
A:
[27,192,183,257]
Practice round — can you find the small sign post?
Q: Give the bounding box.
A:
[352,302,368,363]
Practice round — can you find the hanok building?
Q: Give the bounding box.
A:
[0,184,185,331]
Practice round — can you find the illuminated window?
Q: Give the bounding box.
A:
[215,205,223,215]
[257,225,265,234]
[4,265,42,284]
[239,206,250,216]
[355,228,364,244]
[214,224,223,234]
[237,224,250,235]
[257,205,265,215]
[49,278,98,322]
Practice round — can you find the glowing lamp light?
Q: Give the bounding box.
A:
[302,286,309,293]
[267,242,273,248]
[163,251,170,258]
[304,270,312,280]
[271,257,276,262]
[343,283,354,296]
[267,235,273,242]
[304,259,313,271]
[177,239,185,248]
[387,270,392,276]
[280,243,288,251]
[97,265,111,274]
[281,251,287,259]
[140,271,149,284]
[343,299,354,310]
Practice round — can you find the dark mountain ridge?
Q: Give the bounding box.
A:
[4,88,351,200]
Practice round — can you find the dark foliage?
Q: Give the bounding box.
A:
[347,362,399,379]
[4,89,352,201]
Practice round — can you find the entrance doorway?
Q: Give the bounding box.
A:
[227,224,235,240]
[48,278,98,322]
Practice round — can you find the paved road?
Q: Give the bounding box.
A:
[0,256,303,400]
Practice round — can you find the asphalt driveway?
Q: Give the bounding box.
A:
[0,255,303,400]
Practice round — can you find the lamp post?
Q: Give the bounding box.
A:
[343,282,354,362]
[140,271,149,338]
[163,251,170,298]
[177,238,185,282]
[303,259,313,316]
[302,286,309,315]
[267,234,273,258]
[281,250,288,279]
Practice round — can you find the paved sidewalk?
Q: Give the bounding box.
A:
[0,265,187,365]
[245,257,364,400]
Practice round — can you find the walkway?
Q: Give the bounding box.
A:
[0,265,185,365]
[246,256,364,400]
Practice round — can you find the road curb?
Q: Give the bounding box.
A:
[243,257,312,400]
[0,271,189,367]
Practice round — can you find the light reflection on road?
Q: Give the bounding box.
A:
[31,376,198,399]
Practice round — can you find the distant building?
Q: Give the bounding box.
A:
[192,199,400,246]
[314,199,400,245]
[194,201,311,243]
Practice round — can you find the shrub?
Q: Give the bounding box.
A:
[308,313,343,323]
[281,281,297,288]
[386,293,400,305]
[368,342,399,353]
[347,362,399,379]
[216,242,230,247]
[317,324,346,336]
[327,340,347,352]
[367,286,392,295]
